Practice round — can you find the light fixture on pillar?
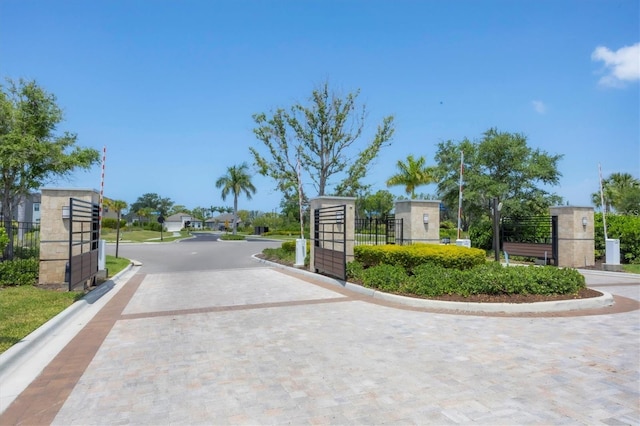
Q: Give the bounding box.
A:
[62,206,70,219]
[423,213,429,224]
[581,217,588,227]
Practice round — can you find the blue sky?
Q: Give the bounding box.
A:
[1,0,638,213]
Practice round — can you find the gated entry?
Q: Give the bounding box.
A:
[313,204,346,280]
[501,215,558,265]
[354,215,404,246]
[68,198,100,291]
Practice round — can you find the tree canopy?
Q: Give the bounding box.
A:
[591,172,640,214]
[386,154,436,199]
[129,193,174,217]
[0,78,100,223]
[215,162,256,235]
[434,128,563,229]
[251,81,395,204]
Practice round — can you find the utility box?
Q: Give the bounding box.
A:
[605,238,621,265]
[456,239,471,248]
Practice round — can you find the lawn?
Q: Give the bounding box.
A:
[0,255,131,354]
[101,229,190,243]
[623,264,640,274]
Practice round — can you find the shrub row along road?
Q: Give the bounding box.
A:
[1,233,638,425]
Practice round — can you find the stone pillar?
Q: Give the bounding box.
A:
[309,196,356,273]
[549,206,595,268]
[39,188,99,287]
[394,200,441,244]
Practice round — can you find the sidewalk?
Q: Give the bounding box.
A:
[1,265,638,424]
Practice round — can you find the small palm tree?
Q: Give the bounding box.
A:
[106,199,128,258]
[386,154,436,199]
[215,163,257,235]
[592,172,640,212]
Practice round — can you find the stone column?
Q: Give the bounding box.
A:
[549,206,595,268]
[309,196,356,272]
[39,188,99,287]
[394,200,441,244]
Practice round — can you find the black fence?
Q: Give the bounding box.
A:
[0,221,40,278]
[354,216,404,246]
[1,221,40,261]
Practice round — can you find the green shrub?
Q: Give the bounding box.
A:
[0,227,9,254]
[468,219,493,250]
[13,246,39,260]
[102,218,126,229]
[595,213,640,263]
[281,240,296,253]
[359,264,408,292]
[354,243,486,270]
[220,234,245,240]
[0,258,39,286]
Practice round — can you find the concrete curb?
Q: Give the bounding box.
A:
[0,260,141,413]
[252,255,615,313]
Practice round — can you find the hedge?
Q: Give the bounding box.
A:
[595,213,640,263]
[354,243,486,270]
[0,258,39,286]
[347,261,586,297]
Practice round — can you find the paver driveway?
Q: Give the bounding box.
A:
[1,237,639,425]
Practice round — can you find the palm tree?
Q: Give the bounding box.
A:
[592,172,640,212]
[106,199,128,258]
[386,154,436,199]
[215,163,257,234]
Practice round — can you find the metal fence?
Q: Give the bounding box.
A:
[1,221,40,261]
[354,216,404,246]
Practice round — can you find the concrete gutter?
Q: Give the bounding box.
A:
[253,255,615,314]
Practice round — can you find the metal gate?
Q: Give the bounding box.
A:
[501,215,558,265]
[68,198,100,291]
[313,205,346,280]
[354,215,404,246]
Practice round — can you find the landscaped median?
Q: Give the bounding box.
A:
[258,242,614,312]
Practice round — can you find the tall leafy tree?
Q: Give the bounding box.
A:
[386,155,436,199]
[0,78,100,257]
[434,128,563,229]
[129,193,173,216]
[591,172,640,213]
[359,189,395,219]
[251,81,395,202]
[215,163,257,235]
[105,198,127,258]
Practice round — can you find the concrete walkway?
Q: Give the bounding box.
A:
[1,264,639,425]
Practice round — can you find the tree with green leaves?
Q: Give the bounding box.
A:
[129,193,174,217]
[251,81,395,204]
[591,172,640,214]
[434,128,563,230]
[215,163,257,235]
[105,198,127,258]
[359,189,395,219]
[386,155,436,199]
[0,78,100,257]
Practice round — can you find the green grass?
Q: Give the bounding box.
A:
[105,255,131,278]
[0,286,83,353]
[622,264,640,274]
[101,229,190,243]
[0,254,132,354]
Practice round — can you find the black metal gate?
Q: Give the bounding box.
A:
[354,215,404,246]
[68,198,100,291]
[313,205,346,280]
[501,215,558,265]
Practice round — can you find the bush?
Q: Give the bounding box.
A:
[219,234,245,241]
[595,213,640,263]
[0,258,39,286]
[102,218,126,229]
[354,243,486,270]
[281,239,311,254]
[0,227,9,254]
[468,219,493,250]
[13,246,39,260]
[347,260,586,297]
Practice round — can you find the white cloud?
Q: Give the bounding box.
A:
[532,100,546,114]
[591,42,640,87]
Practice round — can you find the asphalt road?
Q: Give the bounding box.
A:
[105,233,282,273]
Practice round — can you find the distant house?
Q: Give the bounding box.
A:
[205,213,241,231]
[0,193,41,226]
[164,212,202,232]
